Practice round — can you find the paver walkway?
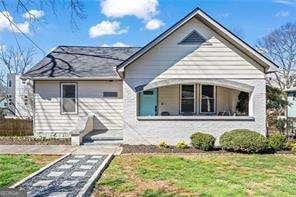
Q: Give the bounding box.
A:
[15,154,108,197]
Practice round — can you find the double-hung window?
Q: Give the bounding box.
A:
[61,83,77,114]
[200,85,215,114]
[180,85,195,114]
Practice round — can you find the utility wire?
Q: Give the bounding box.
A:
[0,0,46,55]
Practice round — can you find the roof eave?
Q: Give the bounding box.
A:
[26,76,122,81]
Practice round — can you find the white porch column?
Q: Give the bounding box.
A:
[248,90,254,117]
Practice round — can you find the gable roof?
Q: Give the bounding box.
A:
[23,46,140,80]
[117,7,278,72]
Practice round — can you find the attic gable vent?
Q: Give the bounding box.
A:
[179,30,206,45]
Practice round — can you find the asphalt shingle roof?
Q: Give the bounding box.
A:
[23,46,140,79]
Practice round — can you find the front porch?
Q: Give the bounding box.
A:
[137,80,252,120]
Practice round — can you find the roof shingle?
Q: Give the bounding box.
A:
[23,46,140,79]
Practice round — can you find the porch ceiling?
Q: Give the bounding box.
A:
[135,78,254,93]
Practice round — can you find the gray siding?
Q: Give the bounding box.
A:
[34,80,123,137]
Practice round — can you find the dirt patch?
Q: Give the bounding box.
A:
[121,144,224,154]
[28,155,62,166]
[0,136,70,145]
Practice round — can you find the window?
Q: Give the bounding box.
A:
[61,83,77,114]
[103,92,118,97]
[8,80,11,87]
[180,85,195,114]
[293,93,296,101]
[22,80,26,84]
[200,85,215,113]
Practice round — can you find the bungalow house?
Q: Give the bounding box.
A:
[22,8,277,145]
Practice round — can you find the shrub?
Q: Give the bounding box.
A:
[220,129,268,153]
[176,140,189,149]
[158,141,169,149]
[285,140,295,151]
[268,133,287,151]
[292,143,296,152]
[190,132,215,151]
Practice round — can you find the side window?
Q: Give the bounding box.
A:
[61,83,77,114]
[103,92,118,98]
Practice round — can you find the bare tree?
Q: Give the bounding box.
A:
[0,46,35,118]
[0,46,34,75]
[257,22,296,90]
[1,0,86,30]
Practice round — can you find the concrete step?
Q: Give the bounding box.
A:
[84,130,123,141]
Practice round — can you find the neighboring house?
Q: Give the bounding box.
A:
[6,73,33,118]
[0,98,7,108]
[22,8,277,144]
[286,87,296,118]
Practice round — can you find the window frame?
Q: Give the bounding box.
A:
[60,82,78,115]
[199,84,216,114]
[179,84,196,114]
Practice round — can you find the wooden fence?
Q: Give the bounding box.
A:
[0,118,33,136]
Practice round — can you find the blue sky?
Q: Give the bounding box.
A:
[0,0,295,63]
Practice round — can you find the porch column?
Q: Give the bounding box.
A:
[248,90,254,117]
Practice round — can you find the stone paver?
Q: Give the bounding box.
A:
[16,154,107,197]
[67,159,80,163]
[47,171,64,177]
[86,159,99,164]
[32,180,52,187]
[71,171,87,177]
[58,164,72,169]
[79,165,93,170]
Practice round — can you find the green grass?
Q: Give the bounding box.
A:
[0,155,58,188]
[140,189,178,197]
[96,154,296,196]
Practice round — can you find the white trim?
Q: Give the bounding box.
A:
[199,84,216,114]
[137,115,255,121]
[180,84,196,114]
[60,82,78,115]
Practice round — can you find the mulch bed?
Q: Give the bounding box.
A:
[121,144,224,154]
[121,145,296,154]
[0,136,71,145]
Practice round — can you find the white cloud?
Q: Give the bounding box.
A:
[101,0,159,20]
[274,0,296,4]
[221,13,230,17]
[275,10,290,17]
[101,42,130,47]
[145,19,164,30]
[0,11,30,34]
[23,10,44,19]
[89,20,128,38]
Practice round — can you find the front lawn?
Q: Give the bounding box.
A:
[0,155,60,188]
[95,154,296,196]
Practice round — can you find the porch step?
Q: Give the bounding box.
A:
[82,129,123,145]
